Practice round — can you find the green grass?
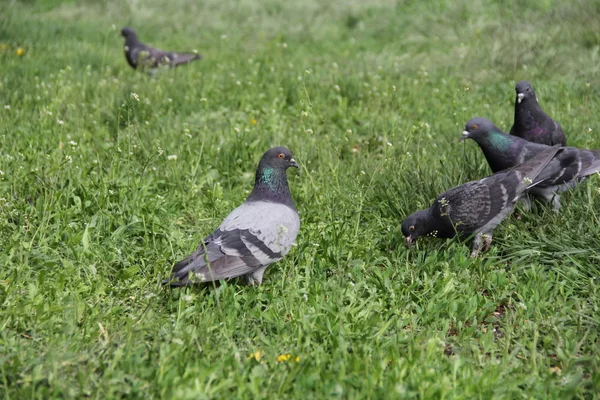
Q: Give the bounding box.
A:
[1,0,600,398]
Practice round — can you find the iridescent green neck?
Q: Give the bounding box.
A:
[247,166,294,207]
[485,129,513,152]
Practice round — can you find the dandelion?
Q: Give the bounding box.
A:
[16,48,24,56]
[276,353,291,363]
[249,351,263,361]
[167,155,177,161]
[130,92,139,102]
[250,118,257,125]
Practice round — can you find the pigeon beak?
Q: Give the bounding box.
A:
[289,158,299,168]
[405,236,413,247]
[517,93,525,104]
[460,131,470,141]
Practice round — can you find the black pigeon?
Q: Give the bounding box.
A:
[165,147,300,286]
[462,117,600,211]
[121,27,202,71]
[510,80,567,146]
[401,145,560,257]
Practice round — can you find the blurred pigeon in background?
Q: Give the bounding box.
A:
[121,27,202,71]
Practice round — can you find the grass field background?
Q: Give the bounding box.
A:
[1,0,600,398]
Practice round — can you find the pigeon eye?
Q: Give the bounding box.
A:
[408,225,415,232]
[277,153,285,159]
[471,124,478,130]
[526,87,530,91]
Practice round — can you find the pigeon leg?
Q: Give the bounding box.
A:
[245,266,268,286]
[470,234,484,257]
[482,233,493,252]
[470,233,493,257]
[551,195,561,212]
[519,195,532,212]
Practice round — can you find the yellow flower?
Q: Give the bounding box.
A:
[16,48,24,56]
[249,351,263,361]
[295,356,300,362]
[250,118,257,125]
[276,353,291,363]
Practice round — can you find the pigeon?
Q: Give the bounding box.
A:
[401,145,561,257]
[164,147,300,286]
[462,117,600,211]
[121,27,202,71]
[510,80,567,146]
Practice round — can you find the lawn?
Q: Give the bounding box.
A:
[1,0,600,398]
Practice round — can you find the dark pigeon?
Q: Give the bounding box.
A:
[510,80,567,146]
[164,147,300,286]
[121,27,202,71]
[462,117,600,211]
[401,145,561,257]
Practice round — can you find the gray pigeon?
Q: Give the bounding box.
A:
[462,117,600,211]
[510,80,567,146]
[165,147,300,286]
[121,27,202,71]
[401,145,560,257]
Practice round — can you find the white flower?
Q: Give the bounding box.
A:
[305,128,313,134]
[167,154,177,161]
[130,92,139,101]
[57,119,64,125]
[200,98,207,102]
[68,140,78,146]
[3,105,10,110]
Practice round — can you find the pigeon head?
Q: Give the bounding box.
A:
[461,117,503,142]
[515,80,535,104]
[401,209,432,247]
[121,27,137,38]
[247,147,298,206]
[258,147,299,171]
